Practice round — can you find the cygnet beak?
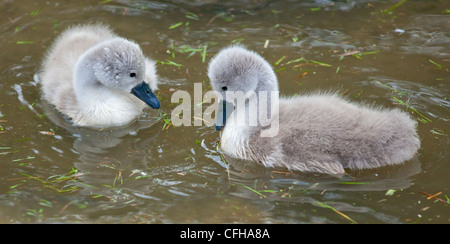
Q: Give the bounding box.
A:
[131,81,160,109]
[215,99,234,131]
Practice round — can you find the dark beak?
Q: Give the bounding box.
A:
[215,99,234,131]
[131,81,160,109]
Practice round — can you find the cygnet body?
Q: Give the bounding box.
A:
[208,46,420,175]
[38,24,160,128]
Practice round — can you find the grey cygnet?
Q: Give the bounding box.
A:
[208,45,420,175]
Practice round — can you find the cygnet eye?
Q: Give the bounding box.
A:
[130,73,136,78]
[221,86,228,91]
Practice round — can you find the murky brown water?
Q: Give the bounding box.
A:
[0,0,449,223]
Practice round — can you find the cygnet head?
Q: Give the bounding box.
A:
[80,38,160,109]
[207,45,278,96]
[208,45,279,130]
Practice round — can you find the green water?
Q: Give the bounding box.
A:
[0,0,448,223]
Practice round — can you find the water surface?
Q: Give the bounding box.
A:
[0,0,449,223]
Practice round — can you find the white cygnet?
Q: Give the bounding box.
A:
[38,23,160,128]
[208,45,420,175]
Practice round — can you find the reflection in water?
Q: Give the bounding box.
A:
[207,143,421,193]
[41,98,160,152]
[37,98,165,214]
[201,139,421,224]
